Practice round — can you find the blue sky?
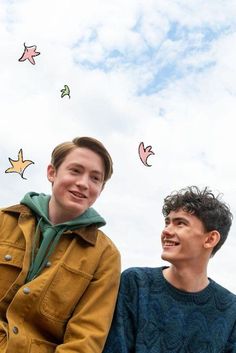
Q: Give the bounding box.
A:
[1,0,236,292]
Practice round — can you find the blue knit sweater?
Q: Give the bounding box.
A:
[103,267,236,353]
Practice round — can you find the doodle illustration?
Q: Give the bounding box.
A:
[61,85,71,98]
[5,149,34,179]
[18,43,40,65]
[138,142,155,167]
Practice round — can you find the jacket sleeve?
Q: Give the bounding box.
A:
[102,269,138,353]
[55,244,121,353]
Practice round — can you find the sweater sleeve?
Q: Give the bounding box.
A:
[226,321,236,353]
[102,269,138,353]
[54,244,121,353]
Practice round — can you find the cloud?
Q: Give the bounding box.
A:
[0,0,236,293]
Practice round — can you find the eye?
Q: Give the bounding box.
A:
[164,220,170,227]
[91,175,102,183]
[70,168,81,174]
[177,220,186,226]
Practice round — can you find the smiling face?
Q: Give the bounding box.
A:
[161,209,215,267]
[47,147,104,224]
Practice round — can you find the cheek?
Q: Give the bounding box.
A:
[53,177,70,193]
[90,184,102,198]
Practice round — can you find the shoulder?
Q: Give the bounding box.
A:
[88,230,121,279]
[119,267,162,293]
[96,229,120,256]
[212,280,236,298]
[122,266,162,279]
[0,204,31,216]
[0,204,33,224]
[211,279,236,310]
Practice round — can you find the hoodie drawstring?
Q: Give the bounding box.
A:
[26,222,67,282]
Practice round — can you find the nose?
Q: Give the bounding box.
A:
[162,224,175,237]
[76,174,89,190]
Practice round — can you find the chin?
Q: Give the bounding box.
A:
[66,205,86,217]
[161,252,167,261]
[161,252,174,262]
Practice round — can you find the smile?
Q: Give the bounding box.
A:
[163,240,180,247]
[70,191,87,199]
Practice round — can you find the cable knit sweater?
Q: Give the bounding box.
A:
[103,266,236,353]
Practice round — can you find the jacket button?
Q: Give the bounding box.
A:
[12,326,19,334]
[4,254,12,261]
[23,287,30,294]
[45,261,52,267]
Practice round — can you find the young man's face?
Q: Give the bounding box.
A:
[47,147,104,223]
[161,209,210,266]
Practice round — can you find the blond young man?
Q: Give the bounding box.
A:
[0,137,120,353]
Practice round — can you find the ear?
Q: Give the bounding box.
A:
[204,230,220,250]
[47,164,56,183]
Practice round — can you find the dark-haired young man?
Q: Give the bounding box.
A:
[103,186,236,353]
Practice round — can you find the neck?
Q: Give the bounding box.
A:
[163,265,209,292]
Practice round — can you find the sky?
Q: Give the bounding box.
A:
[0,0,236,293]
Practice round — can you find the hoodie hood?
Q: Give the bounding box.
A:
[20,191,106,282]
[20,191,106,228]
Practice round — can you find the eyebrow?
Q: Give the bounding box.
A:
[165,216,190,224]
[91,170,104,179]
[68,163,104,177]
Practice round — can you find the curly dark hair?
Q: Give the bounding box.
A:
[162,186,233,256]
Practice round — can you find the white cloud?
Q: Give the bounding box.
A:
[0,0,236,294]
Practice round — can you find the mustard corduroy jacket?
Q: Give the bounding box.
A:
[0,204,121,353]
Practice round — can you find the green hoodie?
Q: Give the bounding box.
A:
[21,191,106,282]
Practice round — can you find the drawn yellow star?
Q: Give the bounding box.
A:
[5,149,34,179]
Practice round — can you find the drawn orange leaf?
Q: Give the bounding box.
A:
[5,149,34,179]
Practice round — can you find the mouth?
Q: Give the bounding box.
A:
[69,191,87,199]
[162,239,180,248]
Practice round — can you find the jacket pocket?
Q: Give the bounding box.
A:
[0,244,24,300]
[30,338,57,353]
[40,263,92,322]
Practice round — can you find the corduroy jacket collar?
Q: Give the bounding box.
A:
[1,204,98,245]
